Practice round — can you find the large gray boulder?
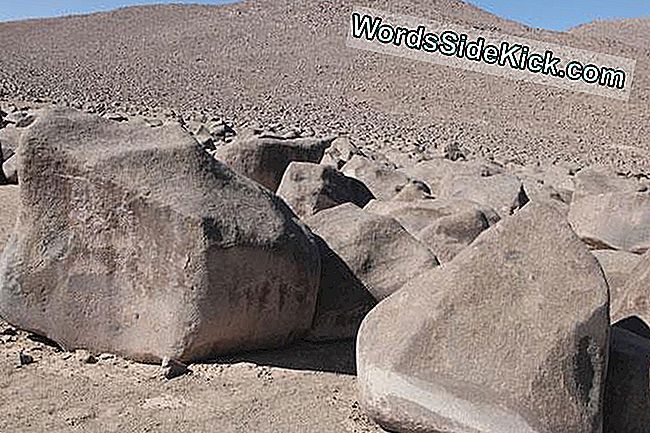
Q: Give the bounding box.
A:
[305,203,438,301]
[573,167,645,202]
[438,172,529,218]
[0,124,23,158]
[593,250,642,313]
[341,155,411,201]
[214,134,334,191]
[400,158,503,197]
[0,108,321,363]
[569,192,650,254]
[365,199,500,263]
[611,251,650,324]
[276,162,374,219]
[357,203,609,433]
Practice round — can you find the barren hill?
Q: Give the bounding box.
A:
[0,0,648,173]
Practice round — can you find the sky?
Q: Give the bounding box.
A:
[0,0,234,22]
[467,0,650,31]
[1,0,650,31]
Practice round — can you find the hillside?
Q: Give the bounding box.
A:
[0,0,648,172]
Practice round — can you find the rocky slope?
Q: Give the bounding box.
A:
[0,0,648,173]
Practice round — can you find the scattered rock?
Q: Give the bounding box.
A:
[569,192,650,253]
[305,203,438,300]
[341,155,411,201]
[1,326,17,336]
[214,135,334,191]
[443,142,466,161]
[357,203,609,433]
[19,351,34,366]
[161,357,190,379]
[104,112,129,122]
[75,349,98,364]
[276,162,374,219]
[0,108,321,363]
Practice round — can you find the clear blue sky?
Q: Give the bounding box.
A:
[1,1,650,31]
[0,1,235,22]
[467,0,650,31]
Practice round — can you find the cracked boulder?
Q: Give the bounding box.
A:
[305,203,438,301]
[569,191,650,254]
[438,172,529,218]
[357,203,609,433]
[276,162,374,219]
[214,134,334,191]
[0,108,320,363]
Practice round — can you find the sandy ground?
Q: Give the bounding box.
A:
[0,319,383,433]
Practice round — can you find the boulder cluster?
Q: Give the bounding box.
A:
[0,106,649,432]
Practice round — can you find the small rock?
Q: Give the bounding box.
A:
[3,154,18,184]
[1,326,17,336]
[19,351,34,366]
[161,357,190,379]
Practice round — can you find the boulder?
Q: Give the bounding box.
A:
[416,207,499,263]
[390,180,433,201]
[592,250,642,309]
[0,108,321,363]
[510,164,574,205]
[214,134,334,191]
[573,167,645,202]
[0,124,22,157]
[400,158,503,197]
[438,172,529,218]
[319,136,361,169]
[276,162,374,219]
[604,323,650,433]
[611,251,650,324]
[569,192,650,254]
[341,155,411,201]
[305,203,438,300]
[365,198,499,234]
[357,203,609,433]
[0,185,19,252]
[305,235,376,342]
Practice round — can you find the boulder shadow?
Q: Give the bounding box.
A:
[208,338,358,376]
[604,316,650,433]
